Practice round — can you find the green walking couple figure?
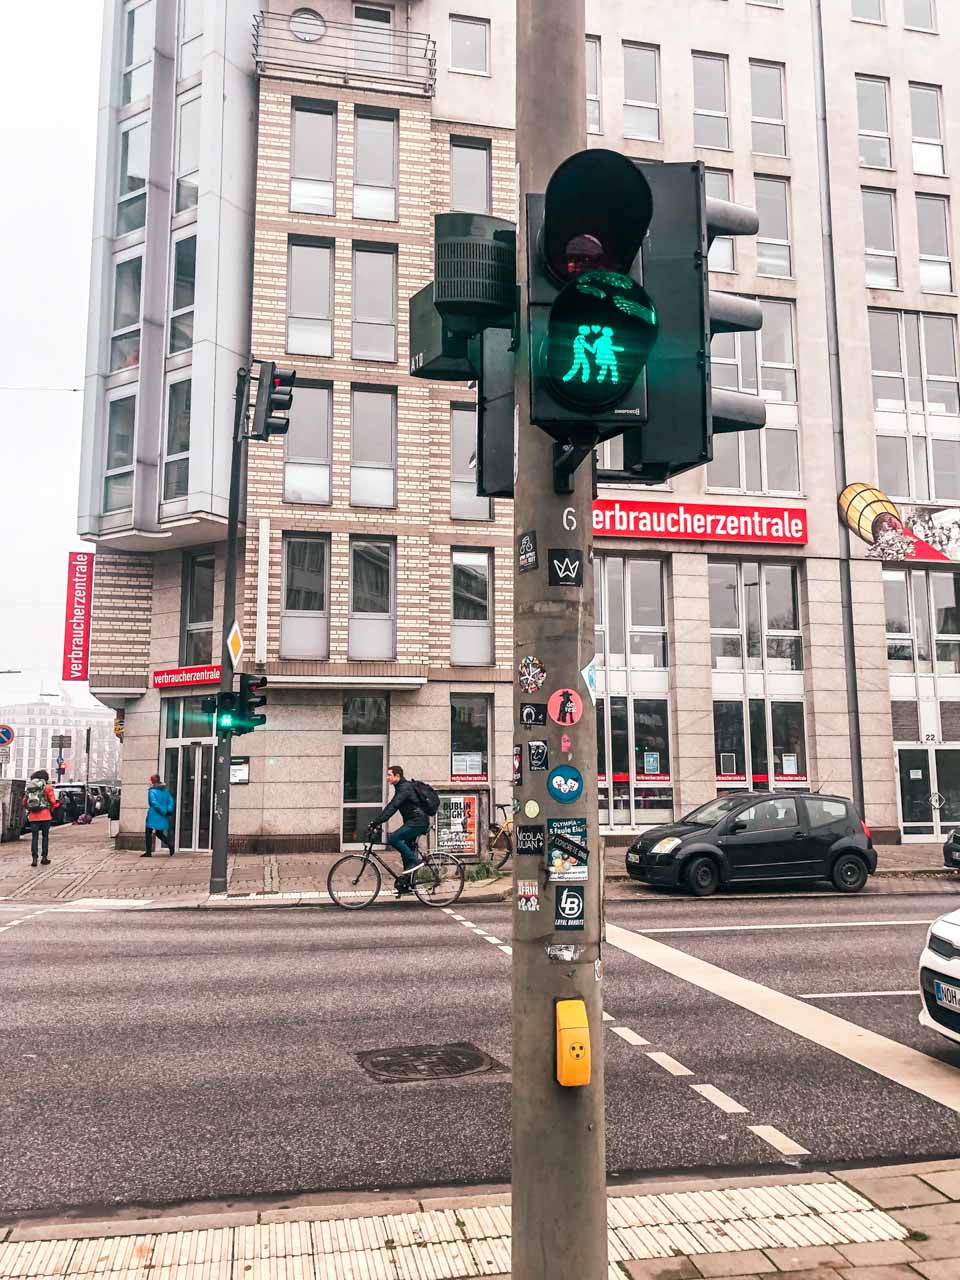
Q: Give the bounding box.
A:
[562,324,623,386]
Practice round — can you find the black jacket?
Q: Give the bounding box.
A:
[377,779,427,826]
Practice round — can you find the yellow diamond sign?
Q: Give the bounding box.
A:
[226,620,244,670]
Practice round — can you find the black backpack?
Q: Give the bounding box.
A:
[411,779,440,817]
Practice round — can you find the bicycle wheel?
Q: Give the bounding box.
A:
[412,853,465,907]
[327,854,381,909]
[487,826,513,870]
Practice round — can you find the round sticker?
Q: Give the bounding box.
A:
[547,688,583,726]
[518,655,547,694]
[524,799,541,818]
[547,765,584,805]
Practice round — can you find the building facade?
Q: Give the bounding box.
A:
[0,702,120,784]
[80,0,960,849]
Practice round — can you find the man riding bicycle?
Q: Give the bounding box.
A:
[367,765,428,897]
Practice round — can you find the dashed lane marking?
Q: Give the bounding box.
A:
[646,1051,694,1077]
[749,1125,811,1157]
[602,1011,614,1022]
[0,907,57,935]
[800,989,920,999]
[611,1026,650,1047]
[691,1083,749,1114]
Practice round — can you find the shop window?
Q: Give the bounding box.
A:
[772,702,806,781]
[450,694,489,780]
[598,696,673,826]
[714,701,747,782]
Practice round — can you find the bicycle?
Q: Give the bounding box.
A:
[486,802,513,870]
[327,829,465,909]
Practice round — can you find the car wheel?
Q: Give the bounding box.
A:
[685,856,719,897]
[832,853,868,893]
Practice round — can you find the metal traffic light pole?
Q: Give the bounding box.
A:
[512,2,607,1276]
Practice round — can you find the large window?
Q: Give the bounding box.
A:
[348,539,394,660]
[103,394,135,513]
[911,83,945,175]
[169,234,196,353]
[709,560,802,673]
[175,95,200,213]
[597,696,673,826]
[451,403,490,519]
[121,0,154,105]
[862,188,898,288]
[917,195,952,293]
[352,246,396,360]
[905,0,936,31]
[287,241,332,356]
[706,171,735,272]
[183,552,214,665]
[163,378,191,501]
[595,557,667,670]
[623,44,659,141]
[110,255,142,372]
[713,698,807,787]
[693,54,729,149]
[852,0,884,19]
[856,77,892,169]
[354,111,397,220]
[585,36,601,134]
[351,387,395,507]
[750,62,786,156]
[755,177,791,277]
[450,16,489,74]
[450,138,490,214]
[284,384,331,503]
[451,695,489,781]
[291,104,335,215]
[885,567,960,674]
[451,550,492,665]
[117,120,148,234]
[281,534,329,659]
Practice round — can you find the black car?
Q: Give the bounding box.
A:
[625,792,876,896]
[943,829,960,871]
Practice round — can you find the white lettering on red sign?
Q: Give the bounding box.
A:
[61,552,95,681]
[592,499,808,545]
[151,665,223,689]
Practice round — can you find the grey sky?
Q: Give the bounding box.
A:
[0,3,103,706]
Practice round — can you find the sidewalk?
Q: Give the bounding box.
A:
[2,1158,958,1278]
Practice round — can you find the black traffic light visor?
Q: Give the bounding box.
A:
[543,149,653,282]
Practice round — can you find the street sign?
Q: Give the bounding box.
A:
[0,725,14,747]
[52,735,72,749]
[226,620,244,669]
[0,747,10,763]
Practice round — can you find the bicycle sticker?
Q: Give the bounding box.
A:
[518,530,538,573]
[516,825,545,855]
[517,879,540,912]
[524,799,541,818]
[518,654,547,693]
[547,765,584,805]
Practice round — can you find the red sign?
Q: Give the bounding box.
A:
[593,499,807,545]
[61,551,94,681]
[152,664,222,690]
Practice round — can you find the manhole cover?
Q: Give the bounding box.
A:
[356,1041,507,1083]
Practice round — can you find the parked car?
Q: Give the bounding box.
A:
[624,791,876,896]
[942,829,960,871]
[919,910,960,1047]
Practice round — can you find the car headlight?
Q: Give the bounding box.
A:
[652,837,682,855]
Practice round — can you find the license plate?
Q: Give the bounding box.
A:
[934,979,960,1011]
[626,852,640,864]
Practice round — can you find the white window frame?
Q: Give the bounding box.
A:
[862,188,899,289]
[449,15,490,75]
[109,248,143,374]
[904,0,936,32]
[116,114,149,236]
[750,61,786,157]
[290,101,336,216]
[586,36,602,135]
[856,76,893,170]
[162,372,192,502]
[121,0,154,106]
[450,402,491,520]
[917,194,953,294]
[168,229,196,356]
[102,389,137,514]
[284,383,332,505]
[705,171,735,272]
[755,176,792,278]
[708,560,803,675]
[348,538,396,661]
[287,239,333,357]
[183,551,215,667]
[280,533,330,660]
[174,91,201,215]
[910,83,946,176]
[350,385,396,507]
[352,245,396,361]
[451,548,493,666]
[177,0,203,79]
[353,109,397,221]
[450,136,491,214]
[623,43,660,142]
[692,53,730,151]
[851,0,885,22]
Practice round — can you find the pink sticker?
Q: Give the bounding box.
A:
[561,734,572,752]
[547,688,583,726]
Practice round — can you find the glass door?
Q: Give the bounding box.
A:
[342,738,387,845]
[171,743,214,852]
[935,748,960,833]
[897,747,934,839]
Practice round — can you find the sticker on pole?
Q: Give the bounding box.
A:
[547,549,584,587]
[547,688,582,726]
[518,531,538,573]
[580,659,597,706]
[517,880,540,912]
[547,765,583,805]
[516,825,545,855]
[518,655,547,694]
[528,740,549,771]
[554,885,585,931]
[520,703,547,727]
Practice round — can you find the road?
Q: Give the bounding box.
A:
[2,886,960,1220]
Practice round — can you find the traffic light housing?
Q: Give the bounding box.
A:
[201,691,239,734]
[251,361,297,440]
[235,674,268,736]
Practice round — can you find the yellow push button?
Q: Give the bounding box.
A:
[555,998,591,1087]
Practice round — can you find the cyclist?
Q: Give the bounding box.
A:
[367,764,428,897]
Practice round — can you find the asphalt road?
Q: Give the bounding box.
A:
[2,887,960,1219]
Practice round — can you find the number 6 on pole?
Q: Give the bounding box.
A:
[562,506,577,530]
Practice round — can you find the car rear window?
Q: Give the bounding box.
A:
[805,798,848,829]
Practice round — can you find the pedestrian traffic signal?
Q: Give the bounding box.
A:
[251,361,296,440]
[234,673,268,736]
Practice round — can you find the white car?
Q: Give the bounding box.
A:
[919,909,960,1045]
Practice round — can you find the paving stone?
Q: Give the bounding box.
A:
[890,1203,960,1230]
[842,1176,948,1209]
[835,1242,919,1267]
[911,1262,960,1280]
[907,1225,960,1260]
[919,1170,960,1200]
[621,1261,700,1280]
[835,1267,927,1279]
[763,1245,845,1271]
[757,1270,847,1280]
[834,1161,960,1182]
[693,1253,776,1278]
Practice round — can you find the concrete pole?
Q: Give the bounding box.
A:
[512,3,606,1277]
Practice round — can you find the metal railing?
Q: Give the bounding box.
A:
[253,12,436,96]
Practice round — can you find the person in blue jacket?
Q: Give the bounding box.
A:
[143,774,175,857]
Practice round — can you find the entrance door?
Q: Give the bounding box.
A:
[353,4,393,74]
[898,747,935,839]
[342,738,387,845]
[166,742,214,852]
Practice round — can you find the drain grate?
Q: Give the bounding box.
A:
[356,1041,507,1083]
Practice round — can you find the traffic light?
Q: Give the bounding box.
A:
[234,674,268,736]
[200,691,239,734]
[527,149,658,440]
[251,361,297,440]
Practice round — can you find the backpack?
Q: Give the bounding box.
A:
[411,779,440,817]
[25,779,48,813]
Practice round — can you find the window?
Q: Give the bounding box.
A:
[354,112,396,220]
[178,0,202,78]
[708,560,802,672]
[705,171,735,271]
[905,0,936,31]
[595,557,668,670]
[708,420,800,494]
[586,36,601,134]
[856,77,892,168]
[737,796,799,833]
[450,138,490,214]
[287,241,332,356]
[755,177,791,276]
[183,553,214,665]
[121,0,154,105]
[597,694,673,825]
[291,104,335,215]
[852,0,884,19]
[917,195,952,293]
[451,550,493,665]
[175,95,200,212]
[117,120,148,235]
[911,84,945,175]
[284,384,331,503]
[862,189,898,288]
[102,394,135,512]
[163,378,191,500]
[110,255,142,372]
[169,235,196,353]
[281,535,328,659]
[351,387,395,506]
[870,310,959,414]
[693,54,729,149]
[450,16,489,74]
[750,62,786,155]
[348,539,394,660]
[352,247,396,360]
[451,695,489,780]
[451,403,490,519]
[710,298,798,403]
[806,798,849,829]
[623,44,659,141]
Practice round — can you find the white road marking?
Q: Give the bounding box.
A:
[636,919,933,936]
[499,944,512,955]
[690,1083,748,1114]
[749,1125,810,1157]
[646,1051,693,1077]
[607,922,960,1114]
[0,906,57,935]
[485,935,504,945]
[602,1011,614,1022]
[800,989,920,1000]
[611,1026,649,1047]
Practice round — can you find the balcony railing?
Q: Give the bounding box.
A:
[253,12,436,96]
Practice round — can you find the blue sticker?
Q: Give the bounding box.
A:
[547,765,584,805]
